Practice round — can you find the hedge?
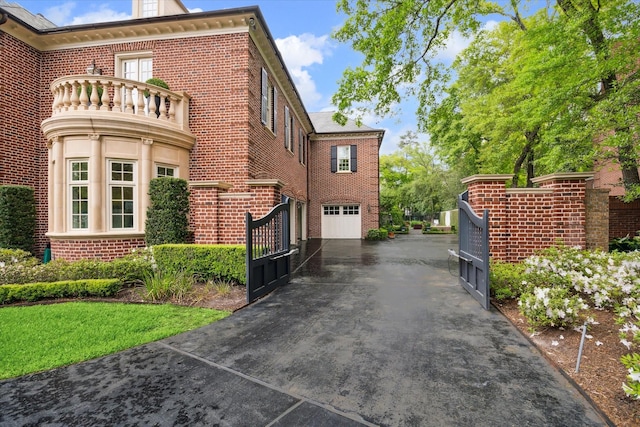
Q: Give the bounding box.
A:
[0,185,36,253]
[145,178,190,246]
[0,279,122,304]
[0,256,152,285]
[153,244,246,284]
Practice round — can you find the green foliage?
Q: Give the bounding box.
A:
[621,353,640,400]
[153,244,246,284]
[334,0,640,197]
[0,248,37,266]
[0,185,36,253]
[609,232,640,253]
[145,178,190,246]
[144,77,170,97]
[0,256,152,285]
[142,270,194,302]
[365,228,388,240]
[489,261,527,300]
[0,302,229,379]
[0,279,121,304]
[207,278,233,297]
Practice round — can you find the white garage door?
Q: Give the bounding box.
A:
[321,205,361,239]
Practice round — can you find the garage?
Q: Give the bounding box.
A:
[321,205,361,239]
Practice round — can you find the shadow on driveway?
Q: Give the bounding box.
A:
[0,236,607,426]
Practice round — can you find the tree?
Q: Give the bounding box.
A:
[333,0,640,196]
[379,131,463,220]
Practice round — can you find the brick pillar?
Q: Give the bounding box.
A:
[533,172,594,249]
[585,188,610,251]
[189,181,232,244]
[247,179,284,217]
[461,175,511,262]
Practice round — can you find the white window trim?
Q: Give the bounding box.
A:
[337,145,351,172]
[261,68,268,125]
[108,159,137,231]
[284,106,291,151]
[69,159,89,231]
[155,163,178,178]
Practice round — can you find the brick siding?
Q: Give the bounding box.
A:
[464,174,595,263]
[609,197,640,239]
[50,237,145,261]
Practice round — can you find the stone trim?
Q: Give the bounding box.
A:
[47,232,145,239]
[461,174,513,184]
[246,179,285,188]
[188,180,233,190]
[531,172,595,183]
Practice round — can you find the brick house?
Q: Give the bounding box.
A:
[0,0,384,260]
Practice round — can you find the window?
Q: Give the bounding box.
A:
[331,145,357,173]
[284,106,291,150]
[156,165,176,178]
[323,206,340,215]
[119,55,153,114]
[70,160,89,229]
[261,68,268,124]
[343,205,359,215]
[142,0,158,17]
[272,86,278,134]
[109,161,136,229]
[298,129,305,165]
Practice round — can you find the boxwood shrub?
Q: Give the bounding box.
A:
[0,256,152,286]
[0,279,121,304]
[153,244,246,284]
[145,178,190,246]
[0,185,36,253]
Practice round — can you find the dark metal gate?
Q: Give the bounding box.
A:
[245,198,295,304]
[457,191,490,310]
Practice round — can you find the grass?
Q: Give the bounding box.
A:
[0,302,230,380]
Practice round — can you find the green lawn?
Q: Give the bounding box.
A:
[0,302,230,380]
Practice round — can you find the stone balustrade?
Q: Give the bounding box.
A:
[48,75,190,131]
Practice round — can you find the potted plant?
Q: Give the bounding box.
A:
[144,78,170,117]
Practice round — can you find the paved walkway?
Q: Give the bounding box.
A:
[0,235,607,426]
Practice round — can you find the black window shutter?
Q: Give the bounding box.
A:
[350,145,357,172]
[330,146,337,173]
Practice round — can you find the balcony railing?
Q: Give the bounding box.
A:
[48,75,190,131]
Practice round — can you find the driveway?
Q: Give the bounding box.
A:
[0,235,607,426]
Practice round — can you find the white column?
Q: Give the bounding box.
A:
[141,138,153,231]
[89,134,102,232]
[47,137,56,233]
[52,136,64,233]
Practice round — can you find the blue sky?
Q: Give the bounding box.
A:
[12,0,477,154]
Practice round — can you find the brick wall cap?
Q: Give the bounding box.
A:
[247,179,285,188]
[506,188,554,195]
[47,232,145,240]
[461,174,513,184]
[531,172,595,184]
[189,180,233,190]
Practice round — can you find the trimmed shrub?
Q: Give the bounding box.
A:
[145,178,190,246]
[153,244,246,284]
[609,232,640,252]
[365,228,388,240]
[0,248,37,266]
[0,279,121,304]
[0,256,152,286]
[0,186,36,253]
[490,260,527,300]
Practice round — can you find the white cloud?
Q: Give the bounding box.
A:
[68,5,130,25]
[45,2,130,26]
[188,8,203,13]
[43,2,75,25]
[435,20,501,62]
[275,33,333,109]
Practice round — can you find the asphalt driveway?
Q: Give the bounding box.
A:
[0,235,607,426]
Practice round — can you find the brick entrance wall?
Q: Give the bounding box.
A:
[609,198,640,239]
[462,173,599,263]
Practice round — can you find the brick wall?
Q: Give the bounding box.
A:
[0,32,47,256]
[308,135,380,238]
[464,173,595,263]
[50,237,145,261]
[609,197,640,239]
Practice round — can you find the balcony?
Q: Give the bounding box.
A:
[42,75,195,149]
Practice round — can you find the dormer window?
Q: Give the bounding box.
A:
[142,0,158,17]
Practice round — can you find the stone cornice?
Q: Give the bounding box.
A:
[461,174,513,184]
[247,179,285,188]
[531,172,595,183]
[188,180,233,190]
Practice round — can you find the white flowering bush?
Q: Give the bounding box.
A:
[518,286,588,328]
[510,245,640,399]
